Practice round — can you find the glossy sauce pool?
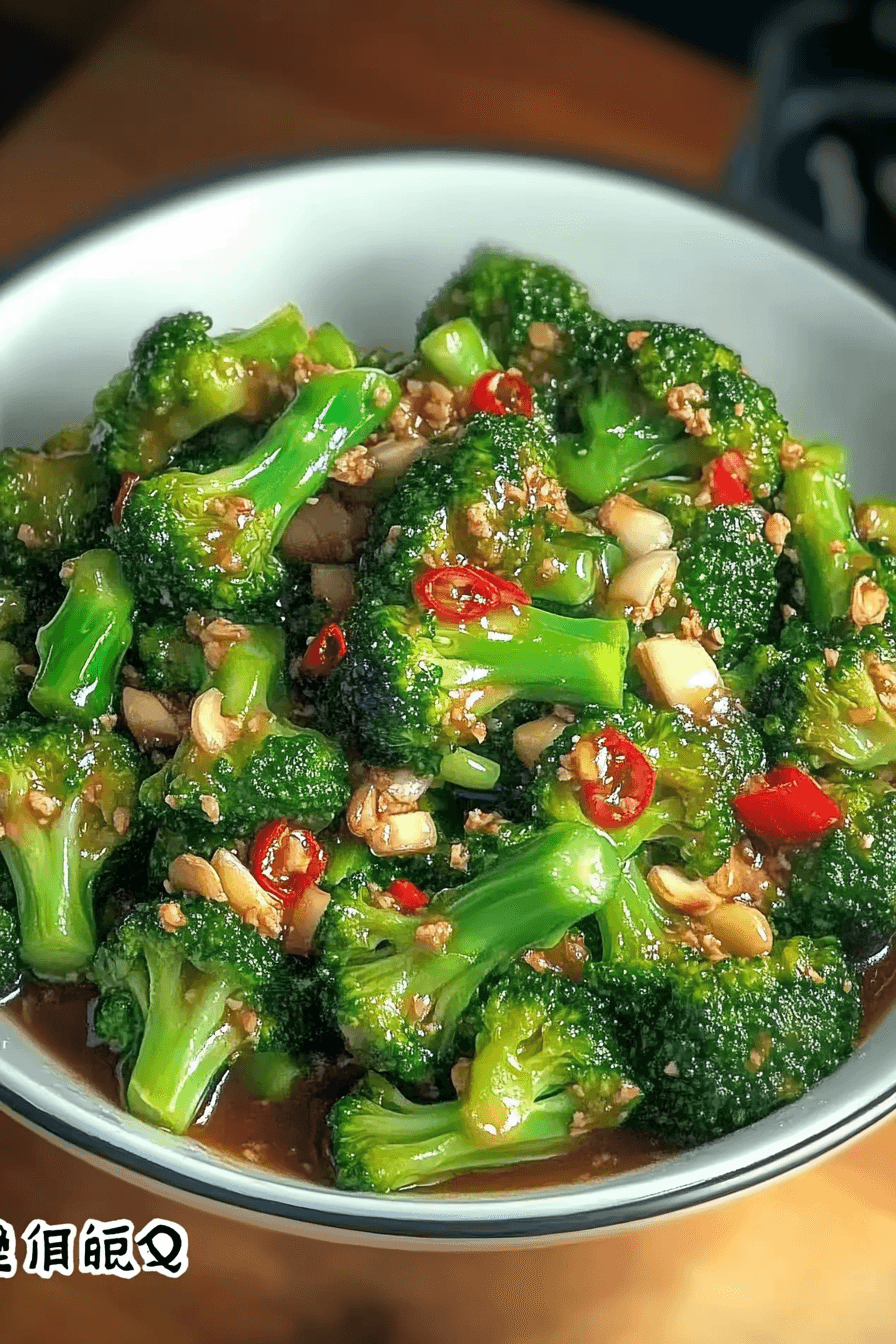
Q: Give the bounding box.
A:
[5,942,896,1194]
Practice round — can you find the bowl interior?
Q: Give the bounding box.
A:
[1,151,895,1242]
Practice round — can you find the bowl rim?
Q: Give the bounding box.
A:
[1,145,896,1241]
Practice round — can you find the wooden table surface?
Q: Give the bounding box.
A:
[1,2,893,1340]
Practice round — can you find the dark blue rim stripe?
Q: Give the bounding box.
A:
[1,146,895,1238]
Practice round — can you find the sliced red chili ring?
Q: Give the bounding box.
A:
[301,622,347,675]
[412,565,530,623]
[467,566,531,608]
[251,820,328,907]
[388,878,430,913]
[575,727,656,830]
[708,450,753,507]
[469,370,534,418]
[732,765,844,847]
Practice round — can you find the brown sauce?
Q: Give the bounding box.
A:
[6,937,896,1195]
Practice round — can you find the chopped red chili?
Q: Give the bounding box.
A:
[301,622,347,675]
[412,565,529,623]
[708,450,753,507]
[388,879,430,913]
[576,727,656,830]
[732,765,844,847]
[469,370,534,418]
[250,820,328,907]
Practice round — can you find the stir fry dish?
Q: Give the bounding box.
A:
[1,251,892,1194]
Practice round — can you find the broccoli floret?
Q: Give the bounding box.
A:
[92,896,322,1132]
[90,306,357,476]
[0,430,111,579]
[0,718,144,978]
[0,904,22,998]
[359,411,605,611]
[329,963,639,1192]
[555,320,787,503]
[532,696,765,876]
[114,368,399,619]
[0,641,28,720]
[171,415,269,475]
[416,250,600,413]
[140,624,349,850]
[29,550,134,725]
[665,505,781,663]
[336,592,628,774]
[778,778,896,960]
[745,620,896,769]
[587,860,860,1145]
[782,442,876,628]
[136,619,206,694]
[318,822,621,1083]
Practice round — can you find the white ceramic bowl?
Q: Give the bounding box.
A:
[1,151,895,1245]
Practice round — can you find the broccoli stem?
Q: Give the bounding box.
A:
[3,799,97,979]
[29,551,134,725]
[333,1080,579,1193]
[125,946,248,1132]
[215,302,310,370]
[419,318,500,387]
[213,626,284,719]
[597,858,671,963]
[782,443,874,627]
[525,537,597,607]
[555,389,704,504]
[437,747,502,790]
[433,605,628,713]
[211,369,399,532]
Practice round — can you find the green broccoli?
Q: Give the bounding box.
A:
[140,624,349,853]
[0,429,111,579]
[90,305,357,476]
[416,250,601,414]
[135,619,207,694]
[29,550,134,725]
[855,497,896,553]
[745,620,896,769]
[0,903,22,998]
[778,777,896,960]
[650,505,781,664]
[532,696,766,876]
[318,822,620,1083]
[0,718,144,978]
[329,963,639,1192]
[114,368,399,619]
[171,416,268,475]
[336,592,628,774]
[357,411,614,613]
[782,442,876,628]
[588,861,860,1145]
[92,896,323,1132]
[0,642,28,720]
[555,319,787,503]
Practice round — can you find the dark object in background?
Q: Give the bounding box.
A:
[0,18,73,131]
[730,0,896,277]
[580,0,783,67]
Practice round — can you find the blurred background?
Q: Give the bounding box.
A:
[1,1,895,1341]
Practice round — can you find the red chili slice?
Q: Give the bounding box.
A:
[732,765,844,847]
[388,879,430,913]
[576,727,656,830]
[412,566,530,623]
[708,451,753,507]
[469,370,534,418]
[301,622,347,675]
[251,820,328,907]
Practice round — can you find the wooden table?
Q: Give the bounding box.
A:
[2,2,891,1340]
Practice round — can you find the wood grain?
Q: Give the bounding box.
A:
[0,0,749,264]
